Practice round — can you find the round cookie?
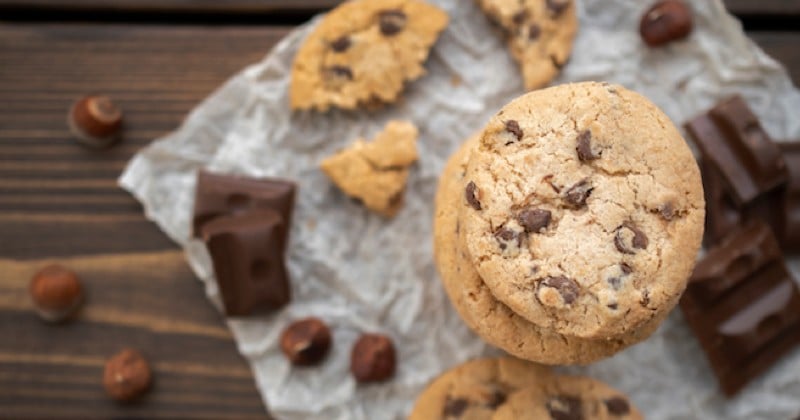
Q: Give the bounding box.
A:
[290,0,449,111]
[491,375,643,420]
[433,134,668,365]
[460,82,705,339]
[476,0,577,90]
[408,357,554,420]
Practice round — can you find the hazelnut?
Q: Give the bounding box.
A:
[29,264,83,323]
[350,333,396,383]
[639,0,693,47]
[103,348,152,403]
[280,317,332,366]
[68,95,123,148]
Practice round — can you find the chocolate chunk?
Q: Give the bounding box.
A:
[505,120,523,142]
[620,262,633,274]
[201,210,291,316]
[443,397,469,417]
[486,390,507,408]
[685,95,787,207]
[528,23,542,40]
[614,223,648,254]
[659,202,676,220]
[576,130,600,162]
[604,397,630,415]
[546,395,583,420]
[327,65,354,81]
[779,143,800,253]
[680,222,800,396]
[517,208,552,233]
[512,10,528,25]
[331,35,352,52]
[607,303,618,310]
[465,181,482,210]
[495,227,521,251]
[564,179,593,208]
[350,333,396,383]
[540,276,580,304]
[545,0,570,17]
[379,9,407,36]
[192,170,296,240]
[639,0,693,47]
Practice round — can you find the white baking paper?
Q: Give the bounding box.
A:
[119,1,800,418]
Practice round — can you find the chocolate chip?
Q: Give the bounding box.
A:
[327,65,353,80]
[443,397,469,417]
[331,36,352,52]
[614,223,649,254]
[546,395,583,420]
[564,179,593,208]
[528,23,542,40]
[659,202,676,220]
[486,390,507,409]
[546,0,571,17]
[495,227,521,250]
[540,276,579,304]
[512,10,528,25]
[379,9,407,36]
[576,130,600,162]
[505,120,523,142]
[620,262,633,274]
[517,208,552,233]
[607,303,618,310]
[604,397,630,415]
[641,289,651,306]
[465,181,482,210]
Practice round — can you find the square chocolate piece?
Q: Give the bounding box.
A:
[780,142,800,253]
[680,222,800,396]
[193,170,295,240]
[201,210,290,316]
[685,95,788,206]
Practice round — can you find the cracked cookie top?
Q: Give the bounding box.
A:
[290,0,448,111]
[459,82,704,339]
[476,0,577,90]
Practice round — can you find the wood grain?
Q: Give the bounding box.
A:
[0,0,340,13]
[725,0,800,15]
[0,251,267,419]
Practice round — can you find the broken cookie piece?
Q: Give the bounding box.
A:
[320,120,419,217]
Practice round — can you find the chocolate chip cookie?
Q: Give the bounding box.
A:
[460,82,705,339]
[320,120,419,217]
[492,375,643,420]
[434,134,668,365]
[290,0,449,111]
[476,0,577,90]
[408,357,554,420]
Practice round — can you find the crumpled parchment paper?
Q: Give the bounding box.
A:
[119,0,800,418]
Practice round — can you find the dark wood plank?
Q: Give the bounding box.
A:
[725,0,800,15]
[0,0,340,13]
[0,251,268,419]
[750,32,800,85]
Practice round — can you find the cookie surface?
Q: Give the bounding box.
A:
[491,375,643,420]
[290,0,448,111]
[408,357,553,420]
[433,134,668,365]
[476,0,577,90]
[320,120,418,217]
[460,82,705,339]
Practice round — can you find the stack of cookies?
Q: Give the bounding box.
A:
[434,81,706,364]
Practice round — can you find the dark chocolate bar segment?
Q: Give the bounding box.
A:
[680,222,800,396]
[685,96,788,206]
[780,143,800,253]
[193,170,295,240]
[201,210,290,316]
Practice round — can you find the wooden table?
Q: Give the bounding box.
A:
[0,1,798,418]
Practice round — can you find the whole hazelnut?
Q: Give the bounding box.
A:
[639,0,693,47]
[280,317,332,366]
[103,348,152,403]
[68,95,123,148]
[350,333,396,383]
[29,264,84,323]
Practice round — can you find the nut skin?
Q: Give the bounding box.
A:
[68,95,123,148]
[29,264,83,323]
[350,333,396,383]
[280,317,332,366]
[639,0,693,47]
[103,349,152,403]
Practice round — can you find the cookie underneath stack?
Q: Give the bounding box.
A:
[434,81,705,364]
[409,357,642,419]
